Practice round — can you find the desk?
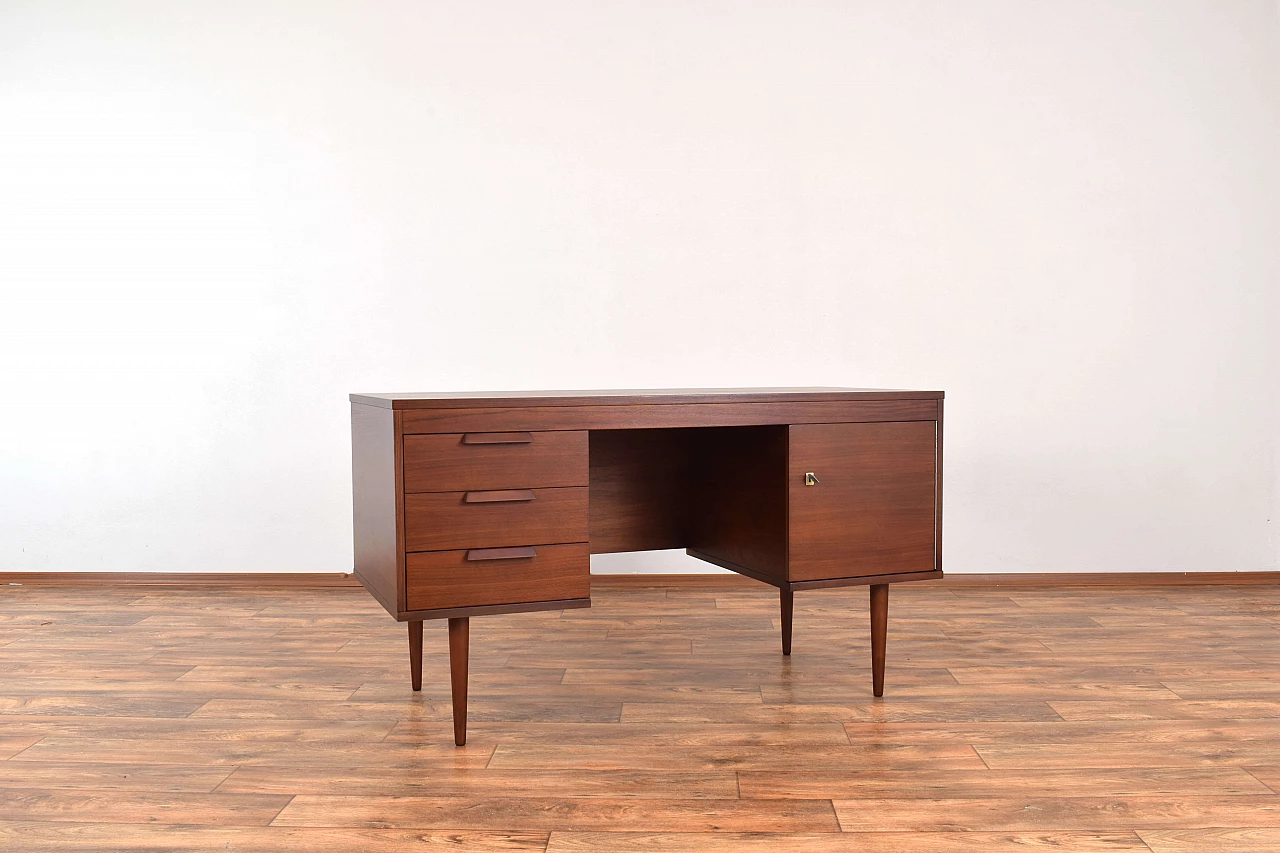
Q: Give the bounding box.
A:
[350,388,944,745]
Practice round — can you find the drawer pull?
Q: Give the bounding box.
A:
[463,432,534,445]
[463,489,536,503]
[466,546,537,561]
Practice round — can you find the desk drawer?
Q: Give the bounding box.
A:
[404,487,589,552]
[406,543,589,612]
[403,431,587,493]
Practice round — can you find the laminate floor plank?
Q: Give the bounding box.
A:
[0,788,292,826]
[1049,699,1280,721]
[385,721,853,746]
[557,666,956,686]
[0,761,236,793]
[0,696,209,718]
[0,650,163,665]
[544,830,1150,852]
[760,682,1184,703]
[0,678,362,701]
[271,794,841,832]
[1138,828,1280,852]
[351,683,766,704]
[832,795,1280,831]
[976,743,1280,769]
[738,767,1272,799]
[216,767,739,799]
[0,822,549,852]
[620,701,1065,724]
[840,719,1280,745]
[0,613,150,627]
[0,580,1276,847]
[0,663,195,680]
[189,698,625,723]
[2,716,398,743]
[486,743,987,772]
[947,665,1280,683]
[11,737,494,768]
[1162,680,1280,699]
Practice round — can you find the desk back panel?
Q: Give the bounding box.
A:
[588,429,694,554]
[587,427,790,585]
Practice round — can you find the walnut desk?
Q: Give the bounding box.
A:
[350,388,944,745]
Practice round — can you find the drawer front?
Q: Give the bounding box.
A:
[403,487,589,552]
[403,431,588,493]
[406,543,590,612]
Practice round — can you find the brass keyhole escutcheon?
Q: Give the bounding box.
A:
[804,472,819,486]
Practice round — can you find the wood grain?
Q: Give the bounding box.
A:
[406,544,589,611]
[0,788,291,825]
[544,831,1150,852]
[0,579,1277,847]
[403,488,588,552]
[688,426,789,583]
[832,796,1280,831]
[272,794,841,831]
[352,387,944,409]
[788,421,937,582]
[399,400,940,434]
[5,570,1273,588]
[403,431,588,493]
[1139,828,1280,852]
[216,767,739,798]
[588,429,694,554]
[350,402,402,615]
[0,823,549,851]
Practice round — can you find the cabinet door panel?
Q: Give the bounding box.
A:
[789,421,937,582]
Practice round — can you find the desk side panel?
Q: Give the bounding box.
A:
[401,400,938,433]
[351,402,402,617]
[687,426,789,583]
[936,399,944,574]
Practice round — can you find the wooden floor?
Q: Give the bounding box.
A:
[0,578,1278,852]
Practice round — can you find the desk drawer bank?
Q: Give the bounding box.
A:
[350,388,944,745]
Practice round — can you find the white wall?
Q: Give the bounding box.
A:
[1,1,1277,576]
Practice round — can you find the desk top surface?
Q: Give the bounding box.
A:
[351,387,944,410]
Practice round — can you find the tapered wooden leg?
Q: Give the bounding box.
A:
[408,620,423,692]
[448,617,469,746]
[780,587,794,656]
[870,583,888,697]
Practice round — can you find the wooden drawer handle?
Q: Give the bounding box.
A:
[462,432,534,445]
[463,489,536,503]
[466,546,537,561]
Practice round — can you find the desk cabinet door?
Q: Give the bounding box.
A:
[789,421,937,582]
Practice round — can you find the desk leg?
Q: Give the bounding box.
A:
[448,617,469,746]
[870,583,888,697]
[408,620,423,691]
[779,588,793,656]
